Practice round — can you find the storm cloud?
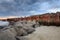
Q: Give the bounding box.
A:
[0,0,60,17]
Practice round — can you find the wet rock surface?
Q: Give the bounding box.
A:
[0,30,16,40]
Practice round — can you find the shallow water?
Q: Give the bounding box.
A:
[0,21,9,27]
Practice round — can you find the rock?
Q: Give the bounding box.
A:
[15,36,28,40]
[3,28,17,37]
[14,25,35,36]
[14,26,28,36]
[14,21,36,28]
[14,21,36,36]
[0,30,16,40]
[23,26,35,34]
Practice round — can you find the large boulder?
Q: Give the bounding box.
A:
[0,30,16,40]
[14,26,28,36]
[22,26,35,34]
[14,25,35,36]
[15,36,28,40]
[14,21,36,28]
[14,21,35,36]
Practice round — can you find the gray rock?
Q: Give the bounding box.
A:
[23,26,35,34]
[14,25,35,36]
[0,31,16,40]
[14,26,28,36]
[15,36,28,40]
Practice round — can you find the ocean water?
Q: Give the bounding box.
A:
[0,21,9,27]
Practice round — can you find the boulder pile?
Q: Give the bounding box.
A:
[0,21,38,40]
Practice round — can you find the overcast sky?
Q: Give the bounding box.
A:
[0,0,60,17]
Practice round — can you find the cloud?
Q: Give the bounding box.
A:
[28,0,60,15]
[47,8,60,13]
[0,0,60,17]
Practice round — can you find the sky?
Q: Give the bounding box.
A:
[0,0,60,17]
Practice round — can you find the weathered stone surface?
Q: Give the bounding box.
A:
[15,36,28,40]
[23,26,35,34]
[14,21,35,36]
[32,24,40,28]
[0,21,36,40]
[14,26,28,36]
[0,30,16,40]
[14,21,36,27]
